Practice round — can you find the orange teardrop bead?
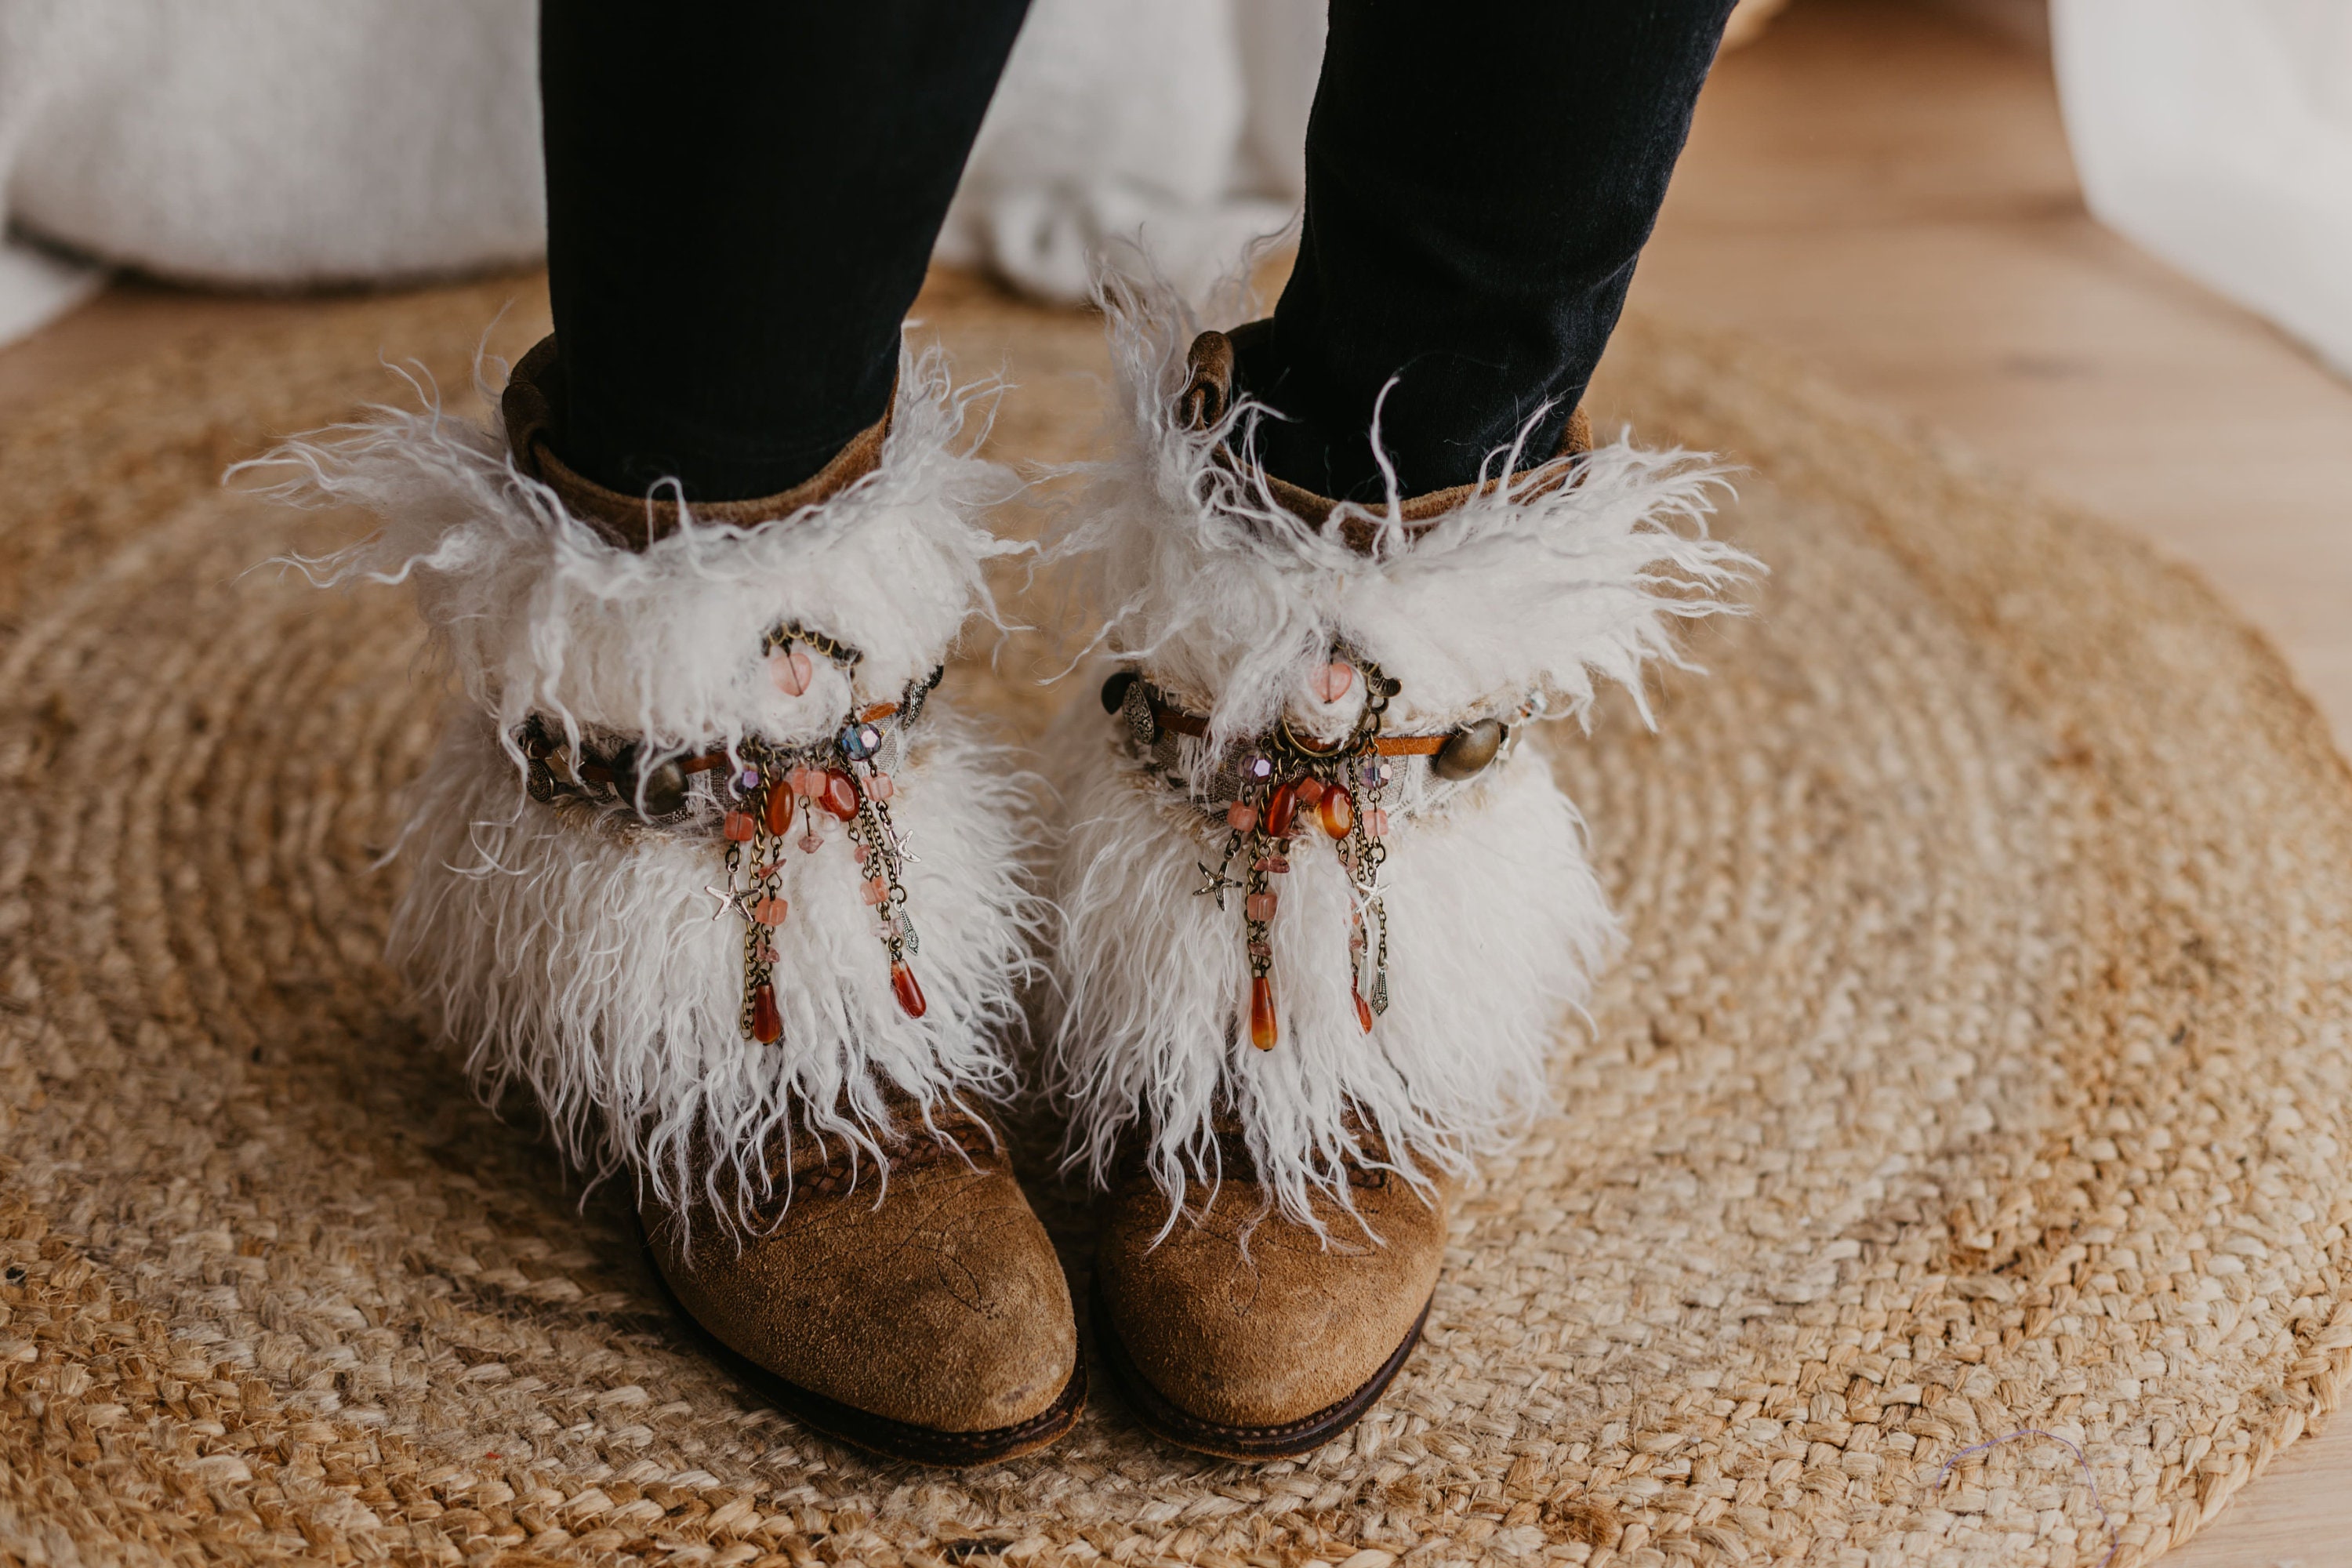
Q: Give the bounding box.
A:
[1249,975,1279,1051]
[1353,988,1374,1033]
[1265,779,1300,840]
[750,982,782,1044]
[891,961,927,1019]
[821,768,860,821]
[1318,782,1354,838]
[763,781,795,837]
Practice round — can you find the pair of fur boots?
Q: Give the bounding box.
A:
[258,281,1748,1465]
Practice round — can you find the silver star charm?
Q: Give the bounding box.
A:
[1193,860,1241,909]
[703,883,749,922]
[887,824,920,865]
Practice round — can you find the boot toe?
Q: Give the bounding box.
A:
[653,1160,1080,1439]
[1095,1178,1445,1433]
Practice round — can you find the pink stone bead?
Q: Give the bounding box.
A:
[853,842,870,863]
[1312,662,1356,703]
[1294,776,1325,807]
[1368,808,1391,837]
[868,773,895,801]
[862,877,889,906]
[723,811,757,842]
[797,832,822,854]
[767,647,815,697]
[1226,801,1258,832]
[752,896,789,927]
[1246,892,1276,921]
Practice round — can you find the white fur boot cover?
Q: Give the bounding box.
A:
[1046,280,1758,1230]
[250,346,1036,1225]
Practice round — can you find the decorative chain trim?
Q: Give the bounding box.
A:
[518,621,946,1048]
[1107,655,1407,1051]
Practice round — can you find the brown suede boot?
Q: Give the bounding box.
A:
[1046,286,1747,1460]
[1092,1131,1451,1460]
[646,1103,1083,1465]
[278,331,1080,1466]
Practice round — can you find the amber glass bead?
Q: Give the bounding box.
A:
[820,768,860,820]
[891,961,927,1019]
[750,982,782,1044]
[1318,782,1354,837]
[1265,778,1301,838]
[1249,975,1279,1051]
[763,782,794,837]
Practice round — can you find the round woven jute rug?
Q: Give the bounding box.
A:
[4,272,2350,1568]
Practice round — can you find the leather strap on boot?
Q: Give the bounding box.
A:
[1180,321,1593,554]
[500,334,894,551]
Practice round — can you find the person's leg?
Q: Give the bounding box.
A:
[270,2,1088,1465]
[1235,0,1740,501]
[540,0,1031,503]
[1058,0,1758,1461]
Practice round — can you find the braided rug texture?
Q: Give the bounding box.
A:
[2,273,2350,1568]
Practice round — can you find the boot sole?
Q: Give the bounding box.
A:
[1092,1276,1430,1461]
[648,1244,1087,1466]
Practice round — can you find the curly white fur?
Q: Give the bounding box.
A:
[252,345,1018,757]
[245,344,1038,1229]
[1046,272,1759,1231]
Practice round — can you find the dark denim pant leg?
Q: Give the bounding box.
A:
[1238,0,1742,501]
[539,0,1032,503]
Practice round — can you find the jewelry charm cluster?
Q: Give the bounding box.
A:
[518,621,939,1051]
[711,625,936,1044]
[1128,655,1403,1052]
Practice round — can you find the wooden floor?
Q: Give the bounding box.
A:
[2,2,2347,1560]
[1637,0,2352,757]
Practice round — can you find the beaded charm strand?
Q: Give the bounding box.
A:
[1194,654,1399,1050]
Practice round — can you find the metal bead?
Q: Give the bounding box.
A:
[1100,669,1139,714]
[1121,678,1159,746]
[1432,717,1505,780]
[637,759,688,818]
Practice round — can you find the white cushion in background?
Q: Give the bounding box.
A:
[935,0,1321,303]
[0,0,1320,328]
[2054,0,2352,378]
[0,0,543,291]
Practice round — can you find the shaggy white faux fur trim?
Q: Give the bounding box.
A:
[254,344,1022,756]
[1046,274,1759,1232]
[246,344,1038,1229]
[397,709,1036,1228]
